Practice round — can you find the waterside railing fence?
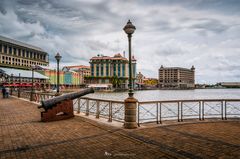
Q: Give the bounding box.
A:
[11,90,240,126]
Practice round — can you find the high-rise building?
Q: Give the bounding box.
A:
[159,66,195,89]
[0,35,49,69]
[88,53,137,89]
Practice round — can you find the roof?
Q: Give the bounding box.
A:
[90,53,128,61]
[159,67,193,71]
[0,35,46,53]
[0,67,49,79]
[64,65,90,69]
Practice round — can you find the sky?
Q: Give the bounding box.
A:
[0,0,239,84]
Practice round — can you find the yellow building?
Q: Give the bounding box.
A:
[159,65,195,89]
[0,35,49,69]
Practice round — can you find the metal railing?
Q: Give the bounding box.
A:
[138,99,240,126]
[11,90,56,104]
[73,97,125,122]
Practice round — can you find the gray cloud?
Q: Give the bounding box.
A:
[0,0,239,83]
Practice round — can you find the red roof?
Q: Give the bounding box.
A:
[64,65,90,69]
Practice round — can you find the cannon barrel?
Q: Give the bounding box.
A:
[40,88,94,110]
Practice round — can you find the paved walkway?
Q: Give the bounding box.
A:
[0,96,239,159]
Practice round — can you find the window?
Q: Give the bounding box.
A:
[4,45,7,53]
[118,64,121,77]
[9,47,12,54]
[106,63,109,76]
[101,64,104,76]
[26,51,29,57]
[91,64,94,76]
[113,63,116,76]
[30,52,32,58]
[96,64,99,76]
[0,44,2,52]
[18,49,21,56]
[22,50,25,57]
[122,64,125,77]
[13,48,16,55]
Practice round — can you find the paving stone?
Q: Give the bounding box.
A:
[0,96,239,159]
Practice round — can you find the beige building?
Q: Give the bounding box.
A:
[0,35,49,69]
[88,53,137,89]
[159,65,195,89]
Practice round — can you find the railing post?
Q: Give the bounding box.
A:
[202,101,205,120]
[156,102,159,124]
[124,97,138,129]
[86,99,89,116]
[199,101,201,120]
[108,102,112,122]
[181,102,183,122]
[137,103,140,127]
[178,102,180,122]
[96,100,100,119]
[159,102,162,124]
[221,100,224,120]
[77,98,80,114]
[225,101,227,120]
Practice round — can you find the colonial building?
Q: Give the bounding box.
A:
[88,53,137,89]
[0,35,49,69]
[159,66,195,89]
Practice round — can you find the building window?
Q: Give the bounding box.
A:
[18,49,21,56]
[30,52,32,58]
[0,44,2,52]
[4,45,7,53]
[101,64,104,76]
[22,50,25,57]
[118,64,121,77]
[106,63,109,76]
[122,64,125,77]
[91,64,94,76]
[9,47,12,54]
[113,63,116,76]
[26,51,29,57]
[96,64,99,76]
[13,48,16,55]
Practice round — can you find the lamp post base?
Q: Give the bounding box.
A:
[124,96,138,129]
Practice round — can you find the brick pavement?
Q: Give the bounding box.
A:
[0,96,239,159]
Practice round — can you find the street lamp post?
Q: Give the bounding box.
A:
[123,20,136,97]
[123,20,137,129]
[55,53,62,95]
[30,65,35,101]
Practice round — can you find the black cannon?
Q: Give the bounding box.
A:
[39,88,94,110]
[39,88,94,122]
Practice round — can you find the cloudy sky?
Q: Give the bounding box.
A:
[0,0,239,84]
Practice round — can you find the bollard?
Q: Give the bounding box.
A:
[124,96,138,129]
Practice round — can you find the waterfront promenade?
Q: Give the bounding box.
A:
[0,96,239,159]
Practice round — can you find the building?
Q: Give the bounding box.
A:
[36,66,81,88]
[0,67,49,89]
[62,65,90,85]
[0,35,49,69]
[159,65,195,89]
[220,82,240,88]
[87,53,137,89]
